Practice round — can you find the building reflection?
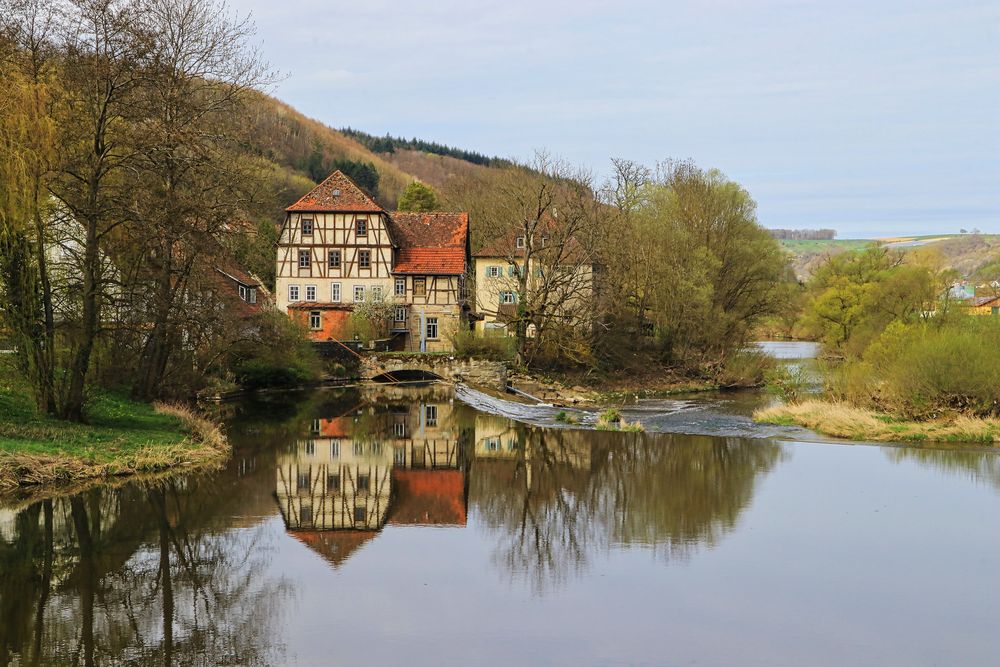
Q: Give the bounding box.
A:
[275,389,786,587]
[274,385,470,566]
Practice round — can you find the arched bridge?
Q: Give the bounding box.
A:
[358,354,507,391]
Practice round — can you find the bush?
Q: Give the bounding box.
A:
[764,364,810,403]
[226,311,321,389]
[715,348,775,387]
[449,328,516,361]
[234,359,315,389]
[856,317,1000,418]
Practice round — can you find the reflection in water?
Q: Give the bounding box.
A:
[1,384,998,665]
[884,446,1000,491]
[470,415,787,591]
[274,386,470,566]
[274,390,787,592]
[0,478,289,666]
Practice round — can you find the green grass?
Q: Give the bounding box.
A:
[0,359,227,488]
[0,371,190,459]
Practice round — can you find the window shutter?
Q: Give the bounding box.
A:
[507,265,514,277]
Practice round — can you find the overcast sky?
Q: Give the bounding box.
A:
[230,0,999,238]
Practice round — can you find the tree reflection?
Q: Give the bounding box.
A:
[0,474,289,666]
[470,422,786,592]
[884,446,1000,492]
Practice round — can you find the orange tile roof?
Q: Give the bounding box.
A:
[286,170,385,213]
[389,212,468,275]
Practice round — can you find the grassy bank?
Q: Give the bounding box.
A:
[0,367,229,490]
[755,400,1000,444]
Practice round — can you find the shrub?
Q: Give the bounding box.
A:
[234,359,315,389]
[858,317,1000,418]
[764,364,810,403]
[226,311,321,389]
[715,348,775,387]
[448,328,516,361]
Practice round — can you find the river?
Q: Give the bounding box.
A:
[0,342,998,666]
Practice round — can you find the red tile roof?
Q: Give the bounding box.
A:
[286,170,385,213]
[389,212,468,275]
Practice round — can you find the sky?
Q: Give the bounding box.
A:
[229,0,999,238]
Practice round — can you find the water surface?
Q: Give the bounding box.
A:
[0,378,998,666]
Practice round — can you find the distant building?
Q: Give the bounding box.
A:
[964,295,1000,316]
[274,171,471,352]
[472,228,595,336]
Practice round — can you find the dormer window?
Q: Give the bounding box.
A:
[356,218,368,236]
[516,235,525,249]
[301,218,314,235]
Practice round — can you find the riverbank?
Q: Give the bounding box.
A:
[0,374,229,490]
[754,400,1000,444]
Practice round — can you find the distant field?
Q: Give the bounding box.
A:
[778,238,873,252]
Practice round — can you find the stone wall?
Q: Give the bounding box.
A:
[359,355,508,391]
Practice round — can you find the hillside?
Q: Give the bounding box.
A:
[241,92,499,218]
[783,234,1000,281]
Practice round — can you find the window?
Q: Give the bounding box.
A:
[353,285,365,302]
[507,265,520,278]
[297,471,310,491]
[487,266,501,278]
[371,286,382,301]
[413,278,426,297]
[298,250,310,268]
[309,311,321,330]
[301,218,313,235]
[485,437,500,452]
[305,285,316,301]
[300,505,312,523]
[425,404,438,427]
[331,282,341,302]
[328,249,341,268]
[394,306,406,323]
[304,440,315,456]
[426,317,438,340]
[239,285,247,301]
[394,422,406,438]
[507,438,518,452]
[516,235,525,249]
[353,506,367,522]
[311,419,321,435]
[357,473,370,492]
[394,446,406,465]
[501,291,516,305]
[395,277,406,296]
[327,473,340,492]
[330,441,340,458]
[353,443,364,456]
[371,443,382,456]
[356,218,367,236]
[288,284,300,301]
[249,288,257,304]
[359,250,371,269]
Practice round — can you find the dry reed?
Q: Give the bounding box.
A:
[754,399,1000,444]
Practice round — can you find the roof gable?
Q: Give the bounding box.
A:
[286,170,385,213]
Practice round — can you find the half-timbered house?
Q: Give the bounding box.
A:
[275,170,470,352]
